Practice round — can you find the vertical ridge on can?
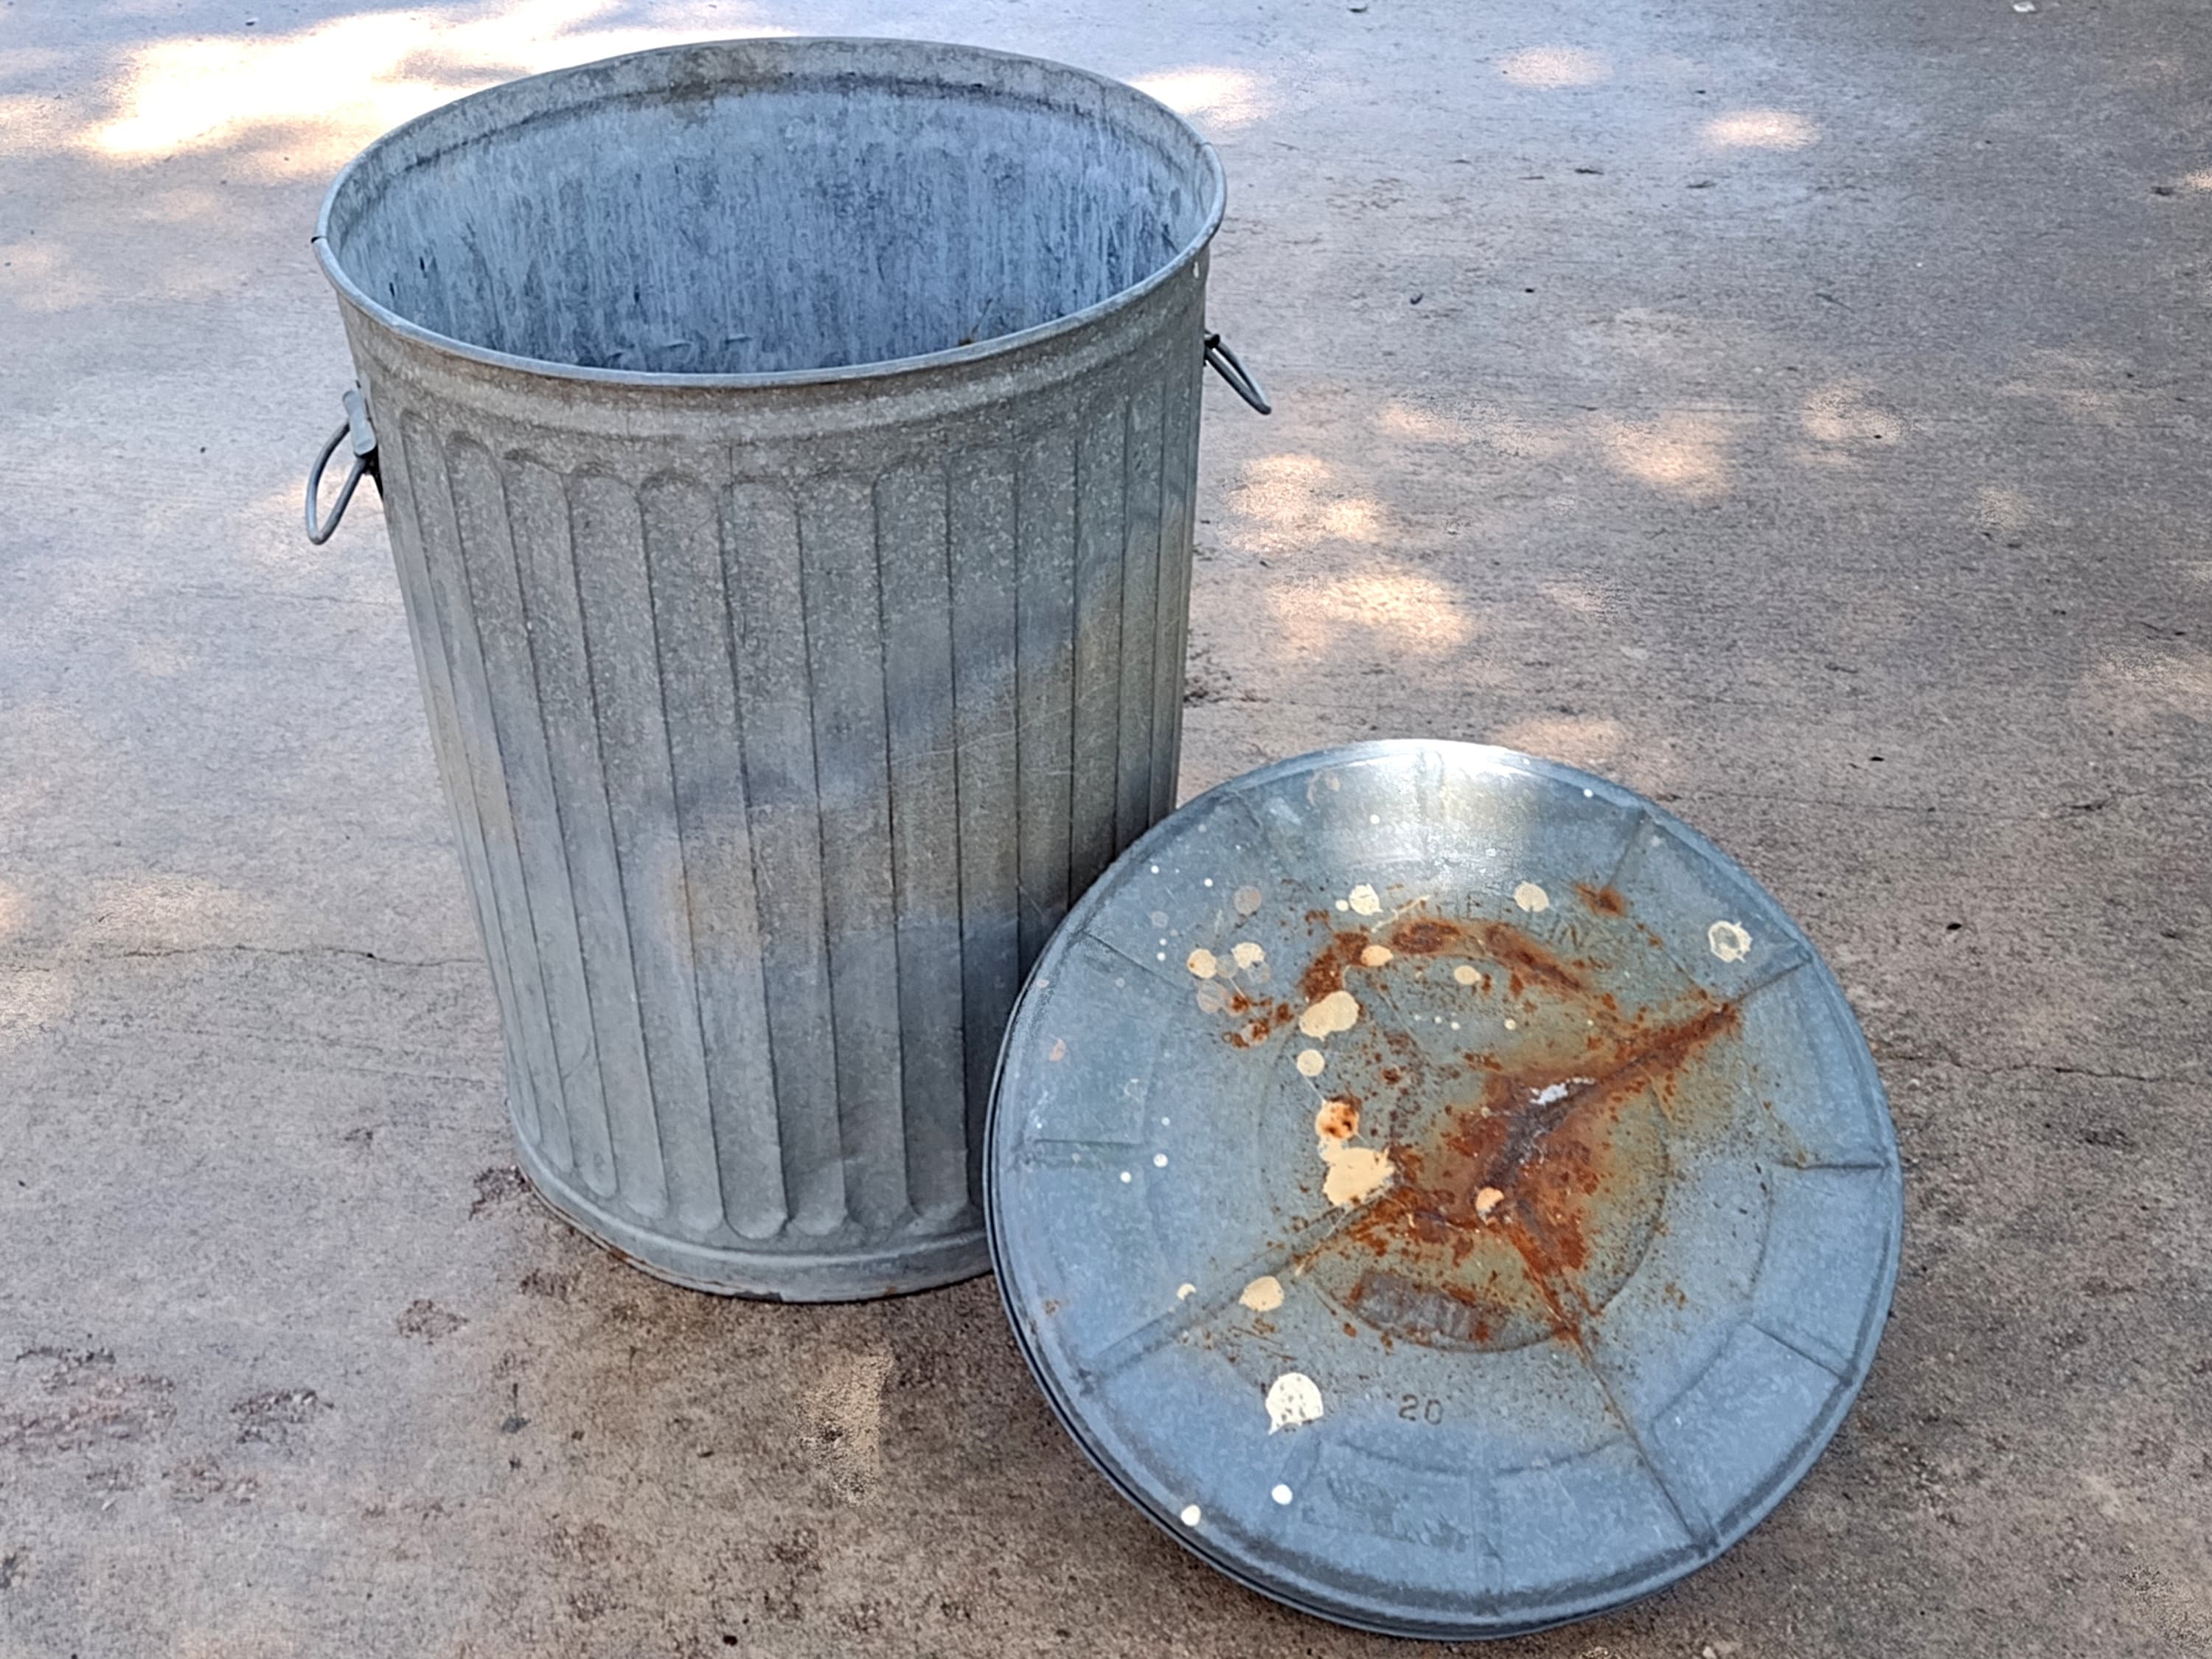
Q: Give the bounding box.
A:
[444,434,582,1176]
[642,473,788,1240]
[798,476,911,1232]
[1151,340,1203,820]
[568,473,725,1235]
[397,414,554,1155]
[874,463,973,1225]
[948,445,1023,1195]
[513,455,669,1217]
[1015,428,1078,971]
[722,480,849,1238]
[498,452,622,1198]
[1068,396,1129,900]
[1115,378,1166,852]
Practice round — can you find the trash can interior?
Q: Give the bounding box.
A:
[320,39,1223,378]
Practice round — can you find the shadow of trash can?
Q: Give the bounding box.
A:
[303,37,1267,1299]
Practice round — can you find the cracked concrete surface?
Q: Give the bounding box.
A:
[2,0,2208,1655]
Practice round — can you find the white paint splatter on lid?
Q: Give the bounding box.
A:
[1346,883,1382,916]
[1239,1274,1284,1312]
[1514,881,1551,913]
[1233,885,1264,916]
[1180,1503,1202,1525]
[1048,1038,1067,1062]
[1265,1372,1325,1433]
[1153,1152,1168,1168]
[1708,919,1753,962]
[1320,1140,1394,1208]
[1453,964,1479,986]
[1232,940,1266,970]
[1298,989,1362,1039]
[1186,947,1219,979]
[1203,877,1214,887]
[1272,1484,1294,1505]
[1296,1048,1326,1077]
[1475,1185,1504,1219]
[1360,944,1394,967]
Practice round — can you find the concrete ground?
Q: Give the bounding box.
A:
[3,0,2208,1653]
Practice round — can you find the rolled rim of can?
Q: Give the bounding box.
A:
[311,36,1228,392]
[984,740,1903,1639]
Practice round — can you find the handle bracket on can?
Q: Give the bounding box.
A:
[305,386,380,545]
[1204,333,1271,415]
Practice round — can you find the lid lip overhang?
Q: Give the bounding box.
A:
[984,739,1904,1641]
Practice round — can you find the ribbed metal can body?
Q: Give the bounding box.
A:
[314,38,1222,1297]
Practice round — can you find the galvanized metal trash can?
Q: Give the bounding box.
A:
[304,38,1264,1298]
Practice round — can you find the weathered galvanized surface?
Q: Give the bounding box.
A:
[988,741,1902,1638]
[313,38,1224,1298]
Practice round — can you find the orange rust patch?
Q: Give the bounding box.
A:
[1297,929,1374,1003]
[1288,896,1741,1353]
[1576,883,1628,917]
[1220,994,1298,1048]
[1389,917,1461,956]
[1380,912,1589,1000]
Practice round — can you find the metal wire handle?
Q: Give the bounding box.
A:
[305,387,380,545]
[1205,333,1271,415]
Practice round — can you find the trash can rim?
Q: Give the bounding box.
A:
[312,34,1228,394]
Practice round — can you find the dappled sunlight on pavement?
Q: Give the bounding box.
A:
[83,0,776,177]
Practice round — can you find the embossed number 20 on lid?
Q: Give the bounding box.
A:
[986,742,1902,1639]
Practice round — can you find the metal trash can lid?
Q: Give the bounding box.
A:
[987,742,1902,1639]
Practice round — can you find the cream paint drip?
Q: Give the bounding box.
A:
[1265,1371,1325,1433]
[1176,1282,1197,1301]
[1186,947,1219,978]
[1295,1048,1326,1077]
[1239,1274,1284,1312]
[1298,989,1361,1039]
[1321,1142,1394,1207]
[1514,881,1551,913]
[1346,883,1382,916]
[1315,1101,1359,1141]
[1314,1100,1394,1208]
[1475,1186,1504,1220]
[1708,920,1753,962]
[1232,941,1266,970]
[1360,944,1393,967]
[1452,964,1479,986]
